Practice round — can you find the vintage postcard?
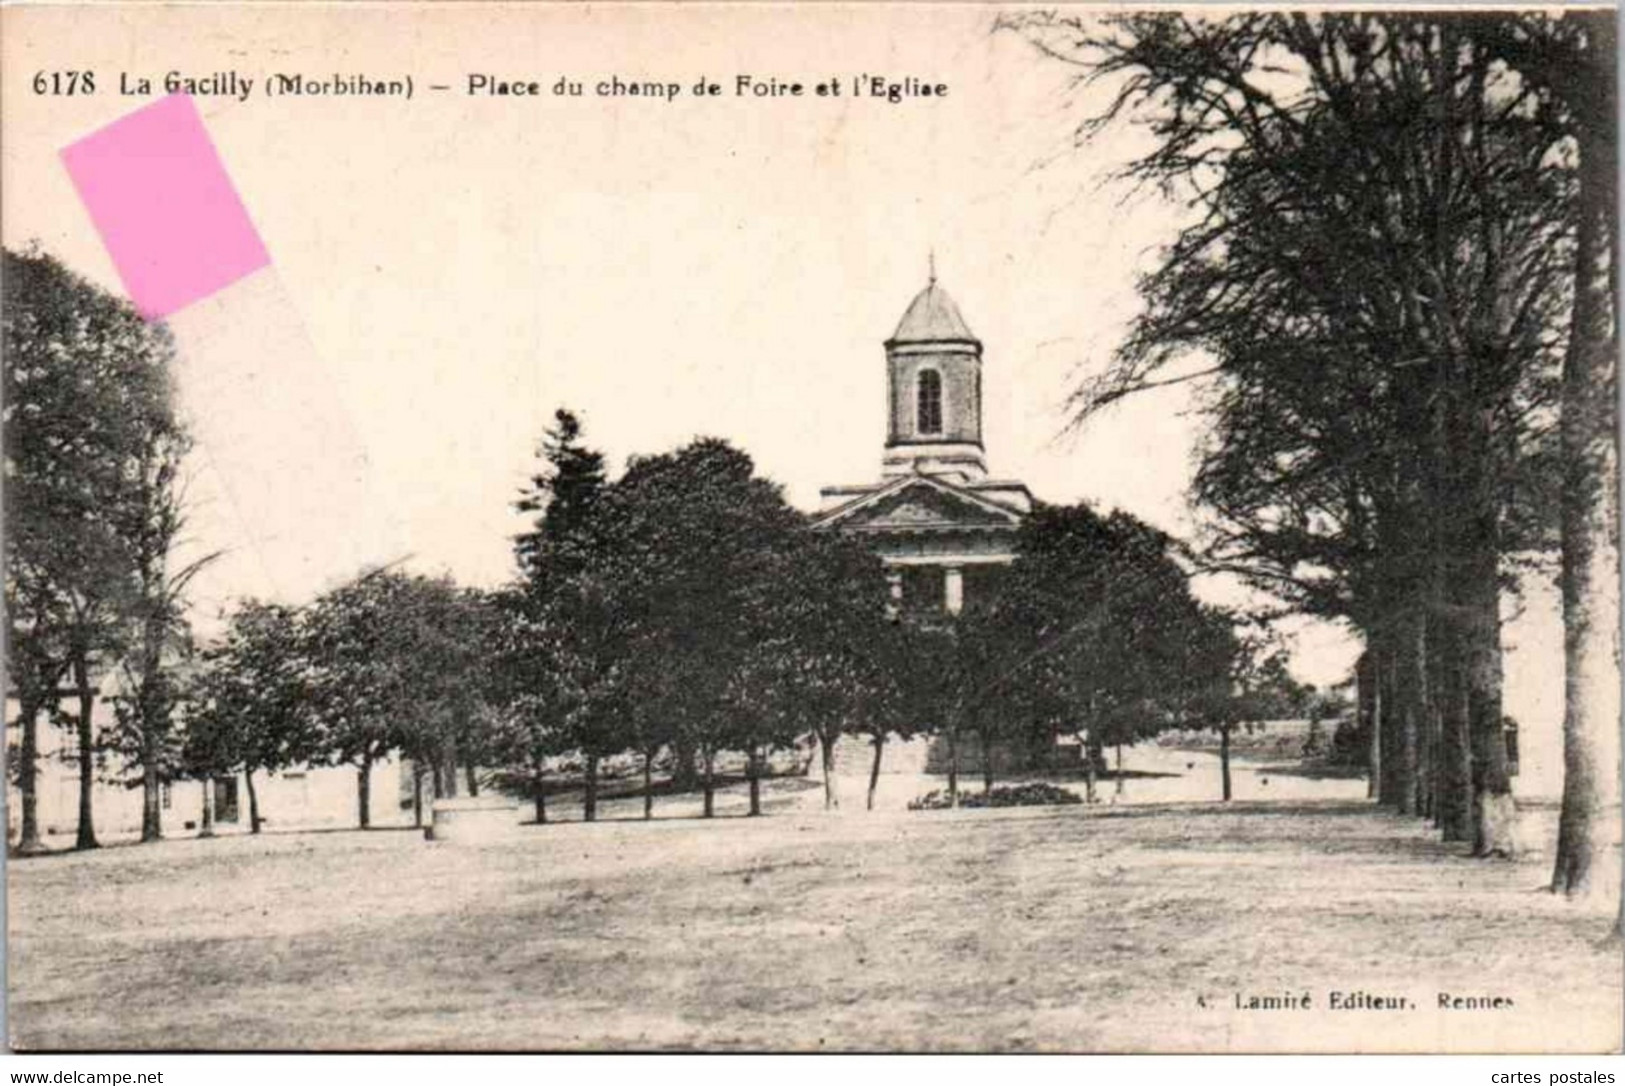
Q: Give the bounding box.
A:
[3,2,1621,1055]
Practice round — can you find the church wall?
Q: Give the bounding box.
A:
[869,531,1017,563]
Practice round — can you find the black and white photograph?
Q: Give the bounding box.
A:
[2,3,1621,1056]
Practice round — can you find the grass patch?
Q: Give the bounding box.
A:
[9,799,1620,1052]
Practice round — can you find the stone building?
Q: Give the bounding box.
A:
[6,696,415,846]
[814,273,1031,616]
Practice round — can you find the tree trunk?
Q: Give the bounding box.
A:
[748,747,762,817]
[980,726,995,794]
[464,760,480,797]
[1435,617,1474,843]
[1085,729,1105,804]
[1421,682,1439,824]
[1420,522,1451,826]
[1377,631,1400,806]
[1466,537,1516,857]
[412,764,424,828]
[1422,370,1450,827]
[133,597,166,845]
[643,749,654,820]
[72,654,98,851]
[357,757,372,829]
[819,732,839,810]
[535,770,548,825]
[1392,610,1425,817]
[1430,377,1515,851]
[867,733,886,811]
[1219,722,1232,802]
[140,750,162,843]
[1114,743,1124,797]
[702,749,716,819]
[584,752,599,822]
[245,768,262,834]
[442,747,459,799]
[1418,640,1438,823]
[199,773,216,838]
[1553,54,1622,896]
[15,699,45,854]
[946,726,960,807]
[1084,739,1097,804]
[673,736,699,792]
[1362,650,1382,801]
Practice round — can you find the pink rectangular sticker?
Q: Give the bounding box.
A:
[61,93,270,321]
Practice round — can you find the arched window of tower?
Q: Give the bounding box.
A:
[917,369,943,435]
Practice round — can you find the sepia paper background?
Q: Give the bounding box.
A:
[3,2,1619,1055]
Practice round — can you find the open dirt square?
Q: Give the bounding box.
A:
[9,789,1621,1053]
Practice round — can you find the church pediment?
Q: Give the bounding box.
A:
[816,476,1022,533]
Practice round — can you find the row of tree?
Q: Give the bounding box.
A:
[934,503,1291,805]
[6,241,1262,846]
[1,250,1326,849]
[1000,11,1617,896]
[176,409,1259,833]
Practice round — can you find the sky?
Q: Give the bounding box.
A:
[3,3,1559,717]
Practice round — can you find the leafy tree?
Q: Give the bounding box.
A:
[515,408,607,586]
[105,413,212,842]
[1475,13,1623,900]
[727,529,892,813]
[999,12,1576,852]
[391,582,505,805]
[486,585,564,824]
[509,408,622,821]
[485,698,559,825]
[954,597,1013,796]
[621,653,669,821]
[3,246,183,851]
[624,442,802,812]
[532,568,630,822]
[1548,18,1620,902]
[855,624,916,811]
[109,597,193,843]
[1186,618,1293,802]
[505,417,940,823]
[304,568,426,828]
[908,624,970,804]
[602,439,805,817]
[973,503,1207,800]
[181,600,318,834]
[304,571,508,829]
[721,646,803,817]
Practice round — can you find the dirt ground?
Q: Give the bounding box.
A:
[10,748,1620,1053]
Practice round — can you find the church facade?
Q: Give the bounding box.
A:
[814,275,1032,616]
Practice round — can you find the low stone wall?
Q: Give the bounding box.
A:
[426,795,521,843]
[924,734,1083,775]
[828,734,932,775]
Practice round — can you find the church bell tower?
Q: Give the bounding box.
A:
[881,267,987,482]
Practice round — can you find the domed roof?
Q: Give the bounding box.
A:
[890,280,978,344]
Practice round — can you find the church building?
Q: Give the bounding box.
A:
[815,274,1032,615]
